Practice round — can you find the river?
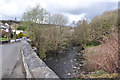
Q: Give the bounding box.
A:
[43,47,86,78]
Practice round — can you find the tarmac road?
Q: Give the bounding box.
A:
[0,42,21,78]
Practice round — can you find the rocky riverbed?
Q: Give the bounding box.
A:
[43,46,86,78]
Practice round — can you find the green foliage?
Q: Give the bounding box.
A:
[17,32,24,38]
[17,25,26,31]
[91,70,108,77]
[10,33,13,38]
[89,9,118,41]
[39,47,46,59]
[0,38,7,41]
[82,71,119,78]
[22,5,118,60]
[72,9,118,47]
[22,5,69,58]
[86,40,100,46]
[23,5,49,24]
[23,34,27,37]
[72,19,90,47]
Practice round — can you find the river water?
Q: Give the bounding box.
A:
[43,47,85,78]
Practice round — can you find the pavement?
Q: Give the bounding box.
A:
[0,41,26,78]
[10,39,21,43]
[10,47,26,78]
[0,39,21,44]
[0,44,2,79]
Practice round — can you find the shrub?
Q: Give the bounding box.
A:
[86,40,100,46]
[17,25,26,31]
[17,32,24,38]
[10,33,13,38]
[85,32,118,73]
[23,34,27,37]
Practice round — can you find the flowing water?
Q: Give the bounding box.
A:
[43,47,85,78]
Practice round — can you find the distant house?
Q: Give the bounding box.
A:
[70,29,74,32]
[12,30,24,34]
[0,24,8,30]
[0,24,9,36]
[0,23,12,33]
[0,20,20,29]
[0,23,13,41]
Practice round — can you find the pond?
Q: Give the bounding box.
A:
[43,47,86,78]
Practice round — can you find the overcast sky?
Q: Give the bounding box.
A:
[0,0,119,25]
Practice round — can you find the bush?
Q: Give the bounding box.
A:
[23,34,27,37]
[84,32,118,73]
[17,25,26,31]
[17,32,24,38]
[86,40,100,46]
[10,33,13,38]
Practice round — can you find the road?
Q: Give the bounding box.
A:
[0,42,22,78]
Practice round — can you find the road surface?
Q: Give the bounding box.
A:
[0,42,23,78]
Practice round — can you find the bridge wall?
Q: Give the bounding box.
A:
[21,39,59,78]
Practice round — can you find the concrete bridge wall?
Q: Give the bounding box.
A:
[21,39,59,78]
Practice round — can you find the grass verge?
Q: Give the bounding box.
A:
[0,38,8,41]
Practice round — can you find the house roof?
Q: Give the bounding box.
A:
[0,20,20,25]
[0,24,7,29]
[0,24,11,29]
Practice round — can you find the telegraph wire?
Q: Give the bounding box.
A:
[0,9,15,19]
[0,12,14,19]
[0,11,21,20]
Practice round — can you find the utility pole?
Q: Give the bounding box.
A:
[15,17,16,42]
[8,27,11,43]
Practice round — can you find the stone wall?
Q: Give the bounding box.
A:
[21,39,59,78]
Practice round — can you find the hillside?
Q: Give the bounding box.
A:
[80,9,119,78]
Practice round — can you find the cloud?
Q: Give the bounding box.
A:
[0,0,118,24]
[45,1,117,18]
[0,0,44,20]
[63,13,86,24]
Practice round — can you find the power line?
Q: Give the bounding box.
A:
[0,12,21,20]
[0,8,15,19]
[0,9,23,21]
[0,12,14,19]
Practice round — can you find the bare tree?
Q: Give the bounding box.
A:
[21,6,70,58]
[73,19,90,47]
[71,21,76,27]
[49,13,68,26]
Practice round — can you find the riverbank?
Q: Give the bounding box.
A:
[80,36,119,78]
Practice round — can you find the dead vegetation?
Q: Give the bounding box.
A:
[84,31,118,73]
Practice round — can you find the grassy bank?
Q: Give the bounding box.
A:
[0,38,8,41]
[79,70,120,78]
[82,32,119,78]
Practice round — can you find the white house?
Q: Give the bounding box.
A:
[70,29,74,32]
[0,23,12,33]
[12,30,24,34]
